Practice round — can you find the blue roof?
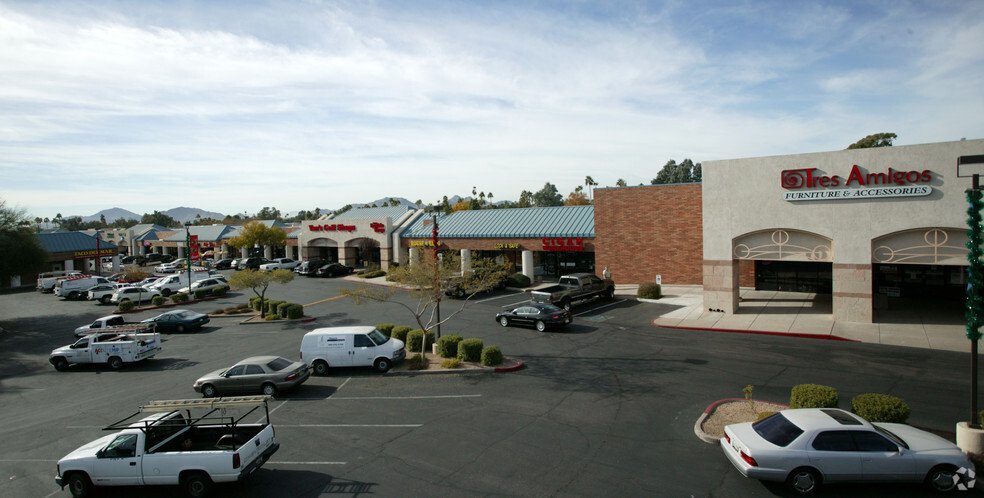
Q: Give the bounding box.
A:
[401,206,594,238]
[159,225,238,242]
[333,206,415,221]
[38,232,119,253]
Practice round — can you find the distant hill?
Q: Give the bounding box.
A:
[80,207,141,223]
[164,207,227,224]
[359,197,419,208]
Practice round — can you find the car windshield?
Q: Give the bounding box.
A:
[173,310,196,319]
[368,329,390,345]
[752,412,804,447]
[266,357,292,371]
[872,424,909,449]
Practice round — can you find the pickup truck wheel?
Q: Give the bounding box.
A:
[66,472,93,498]
[606,287,615,300]
[560,298,572,311]
[374,358,391,373]
[52,357,69,371]
[68,291,79,300]
[161,288,172,297]
[108,356,123,370]
[499,317,509,327]
[201,384,217,398]
[313,360,329,376]
[535,320,547,332]
[261,383,277,396]
[100,295,111,304]
[181,471,213,498]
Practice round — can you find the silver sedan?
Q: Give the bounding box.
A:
[193,356,310,398]
[721,408,974,494]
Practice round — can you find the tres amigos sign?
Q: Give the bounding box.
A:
[781,165,932,201]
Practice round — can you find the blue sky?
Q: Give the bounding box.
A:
[2,0,982,220]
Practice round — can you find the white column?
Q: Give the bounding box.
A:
[409,248,419,265]
[65,259,75,272]
[139,245,146,256]
[178,244,185,259]
[264,246,273,259]
[221,243,229,259]
[112,255,121,273]
[521,250,534,283]
[461,249,472,274]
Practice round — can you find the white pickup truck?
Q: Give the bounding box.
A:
[49,327,161,371]
[55,396,279,498]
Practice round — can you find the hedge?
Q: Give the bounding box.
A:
[851,394,910,423]
[457,338,484,363]
[375,324,395,337]
[506,272,531,288]
[392,326,412,343]
[284,304,304,319]
[118,300,135,312]
[441,358,463,369]
[152,296,166,306]
[211,287,227,297]
[637,283,662,300]
[249,296,263,310]
[481,346,503,366]
[266,300,286,315]
[436,335,464,358]
[790,384,839,409]
[170,292,190,303]
[406,329,435,353]
[194,289,209,300]
[358,270,386,279]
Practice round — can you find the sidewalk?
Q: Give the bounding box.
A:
[646,285,971,354]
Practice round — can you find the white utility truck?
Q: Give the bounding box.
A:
[55,275,113,300]
[49,326,161,371]
[37,271,83,292]
[55,396,279,498]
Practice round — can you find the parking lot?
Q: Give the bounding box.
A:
[0,272,971,497]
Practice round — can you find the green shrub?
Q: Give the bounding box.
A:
[118,300,135,312]
[790,384,839,409]
[457,338,484,363]
[441,358,463,369]
[407,353,426,370]
[284,304,304,319]
[851,394,910,423]
[276,302,292,318]
[506,272,531,288]
[637,283,662,300]
[236,303,250,310]
[210,287,227,297]
[264,313,280,321]
[406,329,436,353]
[249,296,262,310]
[756,411,779,421]
[375,324,395,337]
[436,335,464,358]
[170,292,190,303]
[266,300,285,315]
[212,308,225,315]
[194,289,209,300]
[358,270,386,279]
[152,296,166,306]
[481,346,503,366]
[392,326,412,343]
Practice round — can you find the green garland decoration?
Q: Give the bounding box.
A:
[967,189,984,341]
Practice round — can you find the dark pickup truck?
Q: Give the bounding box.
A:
[529,273,615,310]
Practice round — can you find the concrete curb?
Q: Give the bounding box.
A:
[386,357,525,376]
[656,323,859,343]
[695,398,791,444]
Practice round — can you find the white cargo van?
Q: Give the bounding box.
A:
[300,326,406,374]
[145,270,210,296]
[54,275,112,300]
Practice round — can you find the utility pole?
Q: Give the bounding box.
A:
[432,213,441,339]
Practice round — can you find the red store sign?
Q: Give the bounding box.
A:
[370,222,385,233]
[310,224,356,232]
[542,237,583,252]
[780,165,933,202]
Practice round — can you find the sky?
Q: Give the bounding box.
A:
[2,0,983,220]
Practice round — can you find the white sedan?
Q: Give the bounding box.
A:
[721,408,974,494]
[259,258,300,271]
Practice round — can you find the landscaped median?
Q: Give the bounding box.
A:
[375,324,524,375]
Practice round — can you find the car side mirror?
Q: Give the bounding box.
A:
[96,448,105,458]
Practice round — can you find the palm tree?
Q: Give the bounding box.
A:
[584,176,597,200]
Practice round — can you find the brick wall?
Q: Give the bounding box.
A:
[594,184,703,285]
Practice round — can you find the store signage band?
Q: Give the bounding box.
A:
[74,248,116,258]
[542,237,583,252]
[781,165,933,202]
[410,240,436,247]
[310,224,356,232]
[494,243,519,249]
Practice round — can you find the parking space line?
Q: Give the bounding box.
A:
[328,394,481,400]
[270,461,347,465]
[574,299,627,317]
[336,377,351,391]
[304,294,349,306]
[473,291,527,304]
[278,424,422,428]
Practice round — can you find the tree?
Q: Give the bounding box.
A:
[228,221,287,256]
[651,158,701,185]
[584,176,598,200]
[518,190,534,208]
[565,188,590,206]
[59,216,85,231]
[616,178,627,187]
[533,182,564,207]
[256,207,282,220]
[847,132,897,149]
[228,269,295,318]
[142,211,178,227]
[0,199,48,283]
[340,254,509,358]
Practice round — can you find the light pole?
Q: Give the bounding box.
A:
[432,212,442,339]
[961,154,984,427]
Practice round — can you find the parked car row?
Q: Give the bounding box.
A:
[293,259,354,278]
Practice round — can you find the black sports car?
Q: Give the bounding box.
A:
[315,263,354,277]
[495,303,572,332]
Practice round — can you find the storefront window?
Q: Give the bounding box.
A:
[534,252,595,279]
